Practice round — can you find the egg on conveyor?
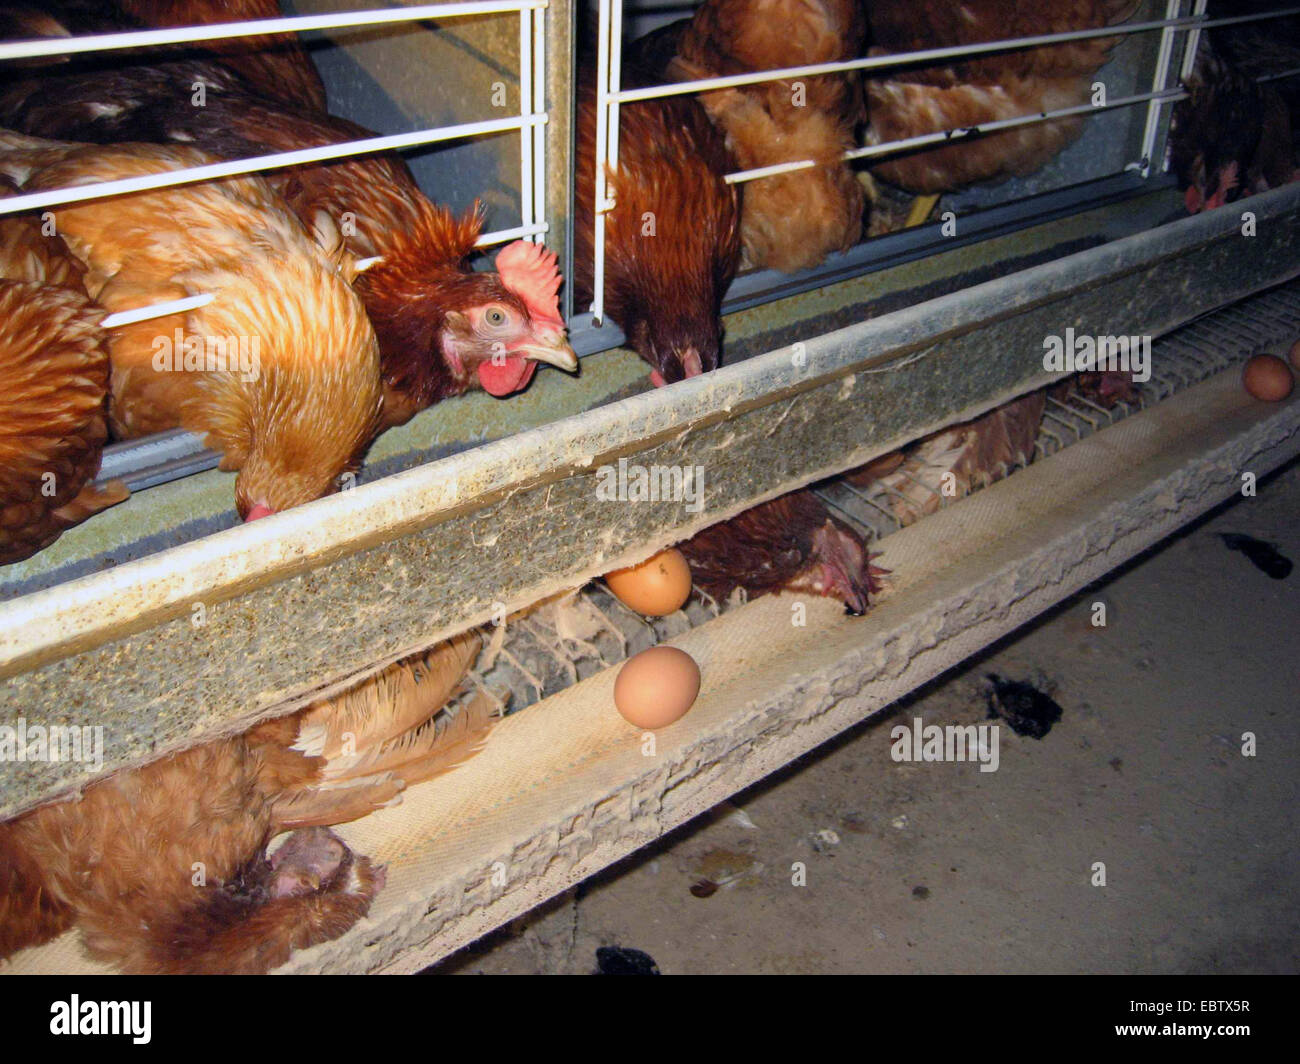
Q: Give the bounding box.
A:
[604,548,692,616]
[613,646,701,729]
[1242,354,1294,402]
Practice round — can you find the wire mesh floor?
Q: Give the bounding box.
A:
[471,278,1300,716]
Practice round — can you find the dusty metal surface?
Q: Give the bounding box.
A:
[1,184,1298,819]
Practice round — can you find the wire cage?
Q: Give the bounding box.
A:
[1,0,1299,972]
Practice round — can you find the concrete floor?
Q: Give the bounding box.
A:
[435,460,1300,975]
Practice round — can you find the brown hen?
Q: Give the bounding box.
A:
[0,185,128,563]
[678,489,884,615]
[0,6,577,430]
[1169,44,1296,214]
[0,631,492,974]
[847,390,1049,525]
[864,0,1139,194]
[0,132,383,520]
[634,0,867,272]
[573,65,743,386]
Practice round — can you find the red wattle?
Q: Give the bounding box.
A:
[477,357,538,397]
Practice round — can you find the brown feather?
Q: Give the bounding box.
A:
[0,132,383,518]
[865,0,1140,192]
[0,631,486,972]
[847,390,1048,524]
[279,631,483,762]
[0,275,122,563]
[116,0,328,111]
[634,0,866,272]
[573,68,742,383]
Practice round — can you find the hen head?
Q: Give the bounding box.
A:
[611,187,738,388]
[185,259,384,523]
[787,518,886,616]
[356,207,576,426]
[230,390,377,523]
[627,316,719,388]
[1170,55,1259,214]
[439,240,577,397]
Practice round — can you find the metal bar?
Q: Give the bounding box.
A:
[96,430,219,494]
[532,5,547,243]
[475,223,549,247]
[519,9,534,238]
[545,0,575,322]
[0,115,546,215]
[1139,1,1185,178]
[610,8,1300,105]
[0,3,548,62]
[606,0,624,199]
[1178,0,1209,83]
[720,88,1187,186]
[1258,66,1300,83]
[98,294,214,329]
[590,0,613,323]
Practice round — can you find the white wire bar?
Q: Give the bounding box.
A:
[530,4,547,244]
[722,86,1189,185]
[0,115,546,216]
[0,3,547,62]
[589,0,618,323]
[1178,0,1210,83]
[1139,0,1187,177]
[99,294,215,329]
[0,4,552,320]
[476,222,548,247]
[590,1,1300,303]
[520,9,534,241]
[609,6,1300,106]
[1259,66,1300,83]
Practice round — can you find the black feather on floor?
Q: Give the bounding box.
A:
[1218,533,1293,580]
[595,946,661,975]
[985,674,1064,740]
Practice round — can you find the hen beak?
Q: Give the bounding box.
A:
[515,334,578,373]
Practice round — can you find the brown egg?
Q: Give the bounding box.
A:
[1242,354,1294,402]
[613,646,701,729]
[1288,339,1300,372]
[604,548,692,616]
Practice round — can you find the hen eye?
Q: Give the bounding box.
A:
[485,307,508,327]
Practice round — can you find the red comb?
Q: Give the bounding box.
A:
[496,240,564,330]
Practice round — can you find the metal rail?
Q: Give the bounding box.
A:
[474,279,1300,716]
